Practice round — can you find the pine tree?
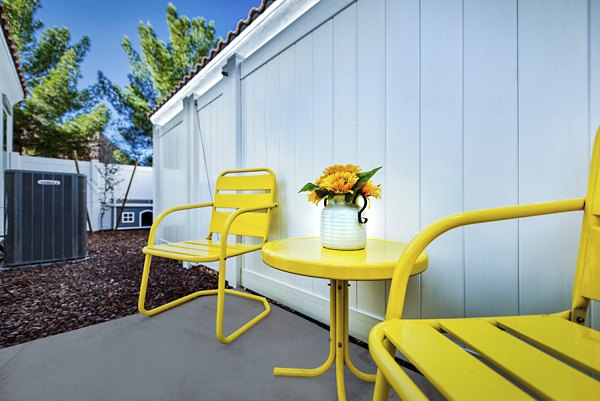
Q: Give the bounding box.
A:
[97,3,216,165]
[4,0,109,159]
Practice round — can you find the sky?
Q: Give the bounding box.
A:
[37,0,261,88]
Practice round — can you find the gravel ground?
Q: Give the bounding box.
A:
[0,230,221,349]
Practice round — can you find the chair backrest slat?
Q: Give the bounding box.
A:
[210,211,270,237]
[214,193,274,209]
[208,168,276,240]
[216,174,275,191]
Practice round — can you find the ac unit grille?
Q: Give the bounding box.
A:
[5,170,88,266]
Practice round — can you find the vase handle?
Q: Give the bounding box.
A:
[354,194,368,224]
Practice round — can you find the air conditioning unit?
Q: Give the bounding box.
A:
[4,170,88,266]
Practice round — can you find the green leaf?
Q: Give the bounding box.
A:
[315,189,329,198]
[352,166,382,193]
[357,166,382,180]
[299,182,320,193]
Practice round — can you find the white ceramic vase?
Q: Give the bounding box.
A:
[320,194,367,250]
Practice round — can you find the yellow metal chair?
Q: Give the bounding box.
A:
[138,168,278,344]
[370,129,600,400]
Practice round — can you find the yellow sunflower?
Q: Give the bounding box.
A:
[361,180,382,199]
[307,191,322,205]
[316,164,361,186]
[319,171,359,194]
[323,164,361,175]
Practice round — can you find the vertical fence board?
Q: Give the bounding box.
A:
[518,0,589,315]
[269,48,298,285]
[279,48,299,286]
[463,0,519,317]
[241,74,256,276]
[159,121,189,243]
[312,20,335,299]
[243,67,269,277]
[331,5,358,304]
[355,0,387,317]
[332,4,357,163]
[384,0,422,318]
[293,34,316,292]
[420,0,465,318]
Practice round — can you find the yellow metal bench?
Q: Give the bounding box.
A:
[138,168,277,344]
[369,129,600,400]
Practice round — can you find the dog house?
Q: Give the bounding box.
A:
[111,199,153,230]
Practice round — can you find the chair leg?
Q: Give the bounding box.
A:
[372,369,392,401]
[138,254,270,344]
[370,331,427,401]
[373,338,396,400]
[215,259,271,344]
[138,254,218,316]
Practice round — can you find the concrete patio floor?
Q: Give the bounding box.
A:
[0,292,438,401]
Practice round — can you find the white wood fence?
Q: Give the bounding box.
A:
[153,0,600,340]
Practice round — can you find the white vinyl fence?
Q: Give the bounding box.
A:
[152,0,600,340]
[7,152,153,231]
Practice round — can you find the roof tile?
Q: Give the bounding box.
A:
[0,4,27,97]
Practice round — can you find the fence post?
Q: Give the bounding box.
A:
[183,96,196,243]
[223,53,244,288]
[90,159,101,230]
[72,151,93,232]
[152,125,161,241]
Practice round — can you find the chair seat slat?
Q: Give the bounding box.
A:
[441,318,600,400]
[385,320,531,401]
[497,316,600,376]
[143,239,261,262]
[183,240,247,249]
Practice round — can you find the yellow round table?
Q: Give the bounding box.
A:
[261,237,428,401]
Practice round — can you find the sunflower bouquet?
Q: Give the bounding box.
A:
[299,164,382,205]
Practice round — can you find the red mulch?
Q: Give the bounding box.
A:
[0,230,220,349]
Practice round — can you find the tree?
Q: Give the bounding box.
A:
[4,0,109,159]
[96,162,122,230]
[97,3,216,165]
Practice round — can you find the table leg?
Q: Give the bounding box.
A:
[342,282,377,383]
[273,279,374,401]
[273,280,336,377]
[335,280,347,401]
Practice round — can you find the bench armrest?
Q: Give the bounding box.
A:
[386,198,585,320]
[147,202,214,247]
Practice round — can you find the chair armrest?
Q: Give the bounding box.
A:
[219,202,279,260]
[385,198,585,319]
[147,202,214,246]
